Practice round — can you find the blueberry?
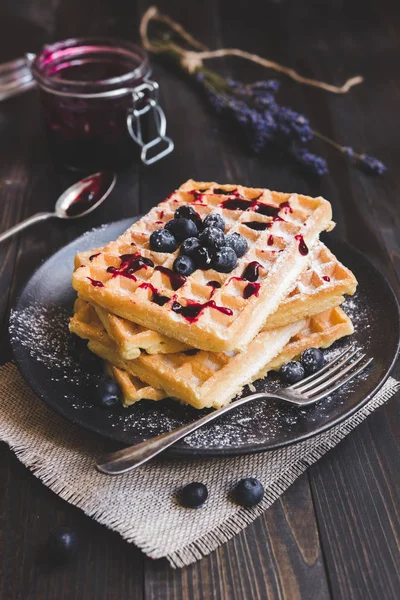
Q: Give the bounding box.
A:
[232,478,264,507]
[174,205,203,229]
[180,236,201,257]
[165,218,198,241]
[173,255,196,277]
[224,233,249,258]
[179,482,208,508]
[212,246,237,273]
[150,229,177,253]
[199,226,225,249]
[300,347,325,374]
[279,361,305,384]
[47,527,78,563]
[93,376,121,409]
[191,246,213,269]
[203,212,225,232]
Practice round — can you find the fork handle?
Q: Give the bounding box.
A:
[96,392,269,475]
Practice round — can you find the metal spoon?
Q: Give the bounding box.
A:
[0,171,117,243]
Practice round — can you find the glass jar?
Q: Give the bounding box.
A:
[29,37,173,170]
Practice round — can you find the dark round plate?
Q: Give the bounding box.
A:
[9,219,400,456]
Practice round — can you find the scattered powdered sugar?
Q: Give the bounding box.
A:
[10,303,88,385]
[9,287,379,450]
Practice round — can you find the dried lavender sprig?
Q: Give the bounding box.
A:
[314,131,387,175]
[195,66,386,176]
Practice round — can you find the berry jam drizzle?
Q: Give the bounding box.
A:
[243,221,269,231]
[243,282,261,299]
[107,253,154,280]
[280,201,293,213]
[154,266,186,290]
[88,277,104,287]
[242,261,263,282]
[89,252,100,261]
[139,282,170,306]
[322,275,331,282]
[267,234,274,246]
[221,198,253,210]
[220,195,292,217]
[207,280,221,297]
[214,187,237,196]
[66,172,114,217]
[171,300,233,323]
[294,234,309,256]
[253,203,280,217]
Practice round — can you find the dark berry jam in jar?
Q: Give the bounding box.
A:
[30,38,173,170]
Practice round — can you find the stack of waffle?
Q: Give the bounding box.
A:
[70,180,357,409]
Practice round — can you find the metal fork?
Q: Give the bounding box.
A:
[96,345,373,475]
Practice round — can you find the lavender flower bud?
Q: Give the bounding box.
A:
[359,153,387,175]
[277,107,313,143]
[290,143,329,175]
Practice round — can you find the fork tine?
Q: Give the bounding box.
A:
[308,358,373,402]
[296,348,365,394]
[304,352,366,396]
[290,344,357,391]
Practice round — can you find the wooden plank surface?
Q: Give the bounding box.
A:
[0,0,399,598]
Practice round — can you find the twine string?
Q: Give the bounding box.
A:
[140,6,364,94]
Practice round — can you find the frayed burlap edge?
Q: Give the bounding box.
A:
[1,361,399,568]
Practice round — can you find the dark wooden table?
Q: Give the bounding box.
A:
[0,0,399,598]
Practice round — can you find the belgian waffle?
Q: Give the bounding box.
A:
[109,306,353,407]
[70,299,353,409]
[74,241,356,358]
[70,299,307,409]
[72,180,333,351]
[104,362,166,404]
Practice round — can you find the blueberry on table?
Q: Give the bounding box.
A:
[191,245,213,269]
[232,478,264,507]
[199,226,225,249]
[179,482,208,508]
[93,376,121,409]
[300,347,325,374]
[165,217,198,241]
[224,233,249,258]
[280,361,305,384]
[212,246,238,273]
[180,236,201,257]
[150,229,177,253]
[203,212,225,231]
[47,527,78,563]
[173,255,196,277]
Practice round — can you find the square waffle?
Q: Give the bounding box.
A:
[108,306,353,407]
[74,241,356,358]
[70,299,307,409]
[104,362,166,404]
[72,180,333,352]
[70,300,353,409]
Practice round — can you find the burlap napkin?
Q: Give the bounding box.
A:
[0,362,398,568]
